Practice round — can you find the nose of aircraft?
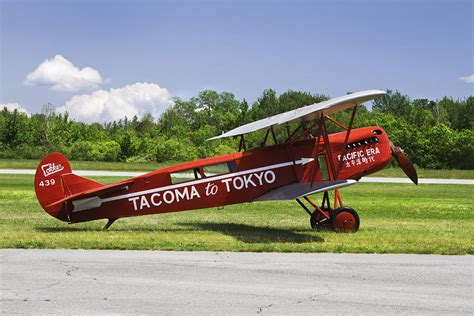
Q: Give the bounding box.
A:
[390,142,418,185]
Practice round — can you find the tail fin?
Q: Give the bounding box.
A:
[35,153,102,222]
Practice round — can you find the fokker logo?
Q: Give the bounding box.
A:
[41,163,64,177]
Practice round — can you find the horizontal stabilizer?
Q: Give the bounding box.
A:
[72,197,103,212]
[62,173,103,195]
[70,183,131,212]
[254,180,357,201]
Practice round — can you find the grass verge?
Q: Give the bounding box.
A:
[0,174,472,254]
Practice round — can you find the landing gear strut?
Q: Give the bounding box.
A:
[310,207,333,231]
[296,199,332,231]
[297,191,360,233]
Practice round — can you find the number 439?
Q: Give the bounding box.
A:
[39,179,55,187]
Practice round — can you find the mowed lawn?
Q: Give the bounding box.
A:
[0,174,472,254]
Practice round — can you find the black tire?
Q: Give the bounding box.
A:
[310,208,333,231]
[330,207,360,233]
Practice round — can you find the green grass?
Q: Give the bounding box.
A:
[0,174,472,254]
[1,158,473,179]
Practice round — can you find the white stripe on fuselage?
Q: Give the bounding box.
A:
[99,158,314,204]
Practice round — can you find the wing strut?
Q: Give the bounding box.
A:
[285,124,302,143]
[324,115,348,130]
[238,135,247,152]
[299,120,320,142]
[261,129,270,147]
[310,115,324,187]
[335,105,357,179]
[260,126,279,147]
[270,126,278,144]
[320,118,337,180]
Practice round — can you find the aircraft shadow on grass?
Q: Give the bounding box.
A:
[35,225,188,233]
[36,223,324,243]
[36,226,103,232]
[178,222,324,244]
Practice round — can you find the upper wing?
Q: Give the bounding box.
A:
[208,90,386,140]
[254,179,357,201]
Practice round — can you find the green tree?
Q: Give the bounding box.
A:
[372,90,411,117]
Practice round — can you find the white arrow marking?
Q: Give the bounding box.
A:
[72,158,314,212]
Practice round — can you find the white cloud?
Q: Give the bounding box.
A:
[57,83,174,123]
[24,55,103,92]
[0,102,29,115]
[460,74,474,83]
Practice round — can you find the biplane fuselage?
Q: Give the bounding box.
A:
[35,90,417,232]
[36,126,391,224]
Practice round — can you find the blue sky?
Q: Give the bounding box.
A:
[0,0,472,121]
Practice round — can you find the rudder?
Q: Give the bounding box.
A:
[35,153,103,222]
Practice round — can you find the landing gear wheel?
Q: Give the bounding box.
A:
[331,207,360,233]
[310,208,333,231]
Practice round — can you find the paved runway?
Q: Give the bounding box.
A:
[1,250,472,315]
[1,168,473,184]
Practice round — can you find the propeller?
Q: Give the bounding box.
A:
[390,142,418,185]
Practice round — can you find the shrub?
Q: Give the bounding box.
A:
[15,144,50,159]
[0,144,14,159]
[89,141,121,161]
[450,129,474,169]
[424,123,457,169]
[70,141,121,161]
[71,141,94,161]
[155,137,198,162]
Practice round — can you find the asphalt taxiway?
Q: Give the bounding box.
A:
[1,250,472,314]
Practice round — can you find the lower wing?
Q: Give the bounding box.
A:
[254,180,357,201]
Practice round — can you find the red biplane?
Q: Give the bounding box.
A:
[35,90,417,232]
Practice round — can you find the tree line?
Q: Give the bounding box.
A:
[1,89,472,169]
